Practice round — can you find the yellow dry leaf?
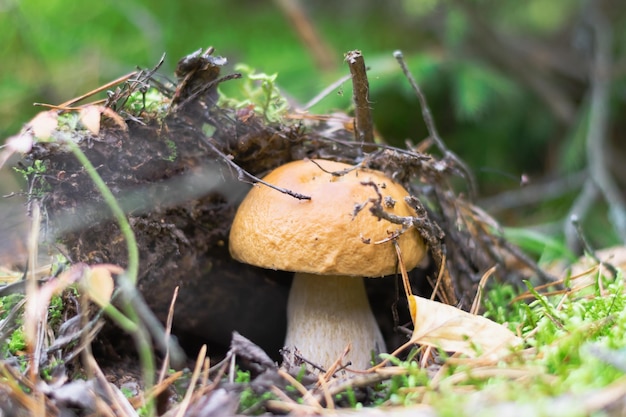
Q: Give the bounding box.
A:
[30,110,58,139]
[408,295,522,359]
[79,105,102,135]
[83,264,122,307]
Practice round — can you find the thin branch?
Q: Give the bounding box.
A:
[569,214,619,278]
[479,170,587,213]
[303,73,351,110]
[273,0,336,72]
[357,180,457,304]
[393,50,477,200]
[564,178,599,252]
[308,158,361,176]
[451,2,577,125]
[345,50,375,146]
[584,2,626,244]
[202,137,311,200]
[174,73,242,112]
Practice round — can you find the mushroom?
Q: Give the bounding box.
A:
[229,159,426,370]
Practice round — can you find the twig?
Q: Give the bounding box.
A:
[569,215,594,258]
[358,180,458,304]
[273,0,336,72]
[174,72,242,112]
[309,158,361,176]
[345,50,375,146]
[278,369,323,409]
[450,1,577,124]
[479,170,587,213]
[303,73,352,110]
[202,136,311,200]
[498,234,556,285]
[582,2,626,243]
[568,215,619,278]
[34,71,139,109]
[564,179,599,252]
[393,50,477,200]
[311,372,390,405]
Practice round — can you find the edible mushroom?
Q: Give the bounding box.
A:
[229,159,426,370]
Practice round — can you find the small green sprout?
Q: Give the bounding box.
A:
[13,159,51,197]
[48,294,64,327]
[126,88,168,116]
[164,139,177,162]
[121,385,135,398]
[234,369,276,414]
[0,293,24,320]
[218,64,289,122]
[13,159,47,182]
[235,369,251,383]
[7,327,27,354]
[57,112,81,131]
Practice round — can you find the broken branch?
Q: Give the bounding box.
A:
[394,50,477,200]
[345,50,375,147]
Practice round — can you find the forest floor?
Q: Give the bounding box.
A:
[1,49,626,417]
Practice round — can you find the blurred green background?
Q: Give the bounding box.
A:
[1,0,625,250]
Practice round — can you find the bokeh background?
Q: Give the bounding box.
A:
[1,0,625,253]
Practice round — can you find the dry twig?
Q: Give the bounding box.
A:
[273,0,336,72]
[345,50,375,147]
[564,1,626,250]
[394,50,477,200]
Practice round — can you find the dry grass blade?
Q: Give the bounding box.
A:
[470,266,497,315]
[87,355,138,417]
[278,369,323,410]
[132,370,184,410]
[0,361,44,414]
[173,344,207,417]
[159,286,180,384]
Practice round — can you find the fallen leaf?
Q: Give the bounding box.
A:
[30,110,59,139]
[408,295,522,359]
[100,106,128,131]
[83,264,123,308]
[0,111,56,168]
[79,105,102,135]
[0,133,33,169]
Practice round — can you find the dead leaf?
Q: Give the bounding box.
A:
[30,110,59,139]
[0,135,33,170]
[408,295,522,360]
[100,106,128,131]
[79,106,102,135]
[83,264,123,308]
[0,110,60,168]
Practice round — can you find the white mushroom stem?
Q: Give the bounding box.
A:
[285,272,386,371]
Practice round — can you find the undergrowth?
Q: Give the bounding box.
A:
[1,52,624,416]
[374,263,626,415]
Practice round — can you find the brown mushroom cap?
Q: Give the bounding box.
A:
[229,159,426,277]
